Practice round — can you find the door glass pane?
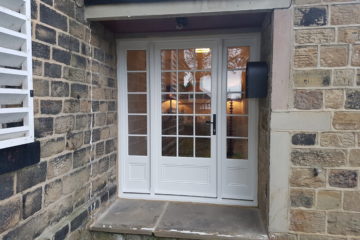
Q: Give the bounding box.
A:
[227,116,248,137]
[227,139,248,159]
[195,116,211,136]
[226,94,248,114]
[179,116,193,135]
[162,94,177,114]
[178,72,194,92]
[227,70,246,92]
[195,48,212,70]
[128,94,147,113]
[127,50,146,71]
[161,49,177,70]
[195,72,211,93]
[178,94,194,114]
[179,49,196,70]
[128,115,147,134]
[162,116,176,135]
[196,138,210,158]
[227,47,249,69]
[162,137,177,156]
[128,73,147,92]
[179,137,194,157]
[161,72,177,92]
[129,136,147,156]
[195,94,211,114]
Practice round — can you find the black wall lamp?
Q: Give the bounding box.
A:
[246,62,268,98]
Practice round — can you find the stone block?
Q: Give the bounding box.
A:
[40,4,68,31]
[290,189,314,208]
[338,26,360,43]
[63,167,90,195]
[66,132,84,150]
[0,173,14,200]
[44,63,62,78]
[96,141,105,157]
[33,79,49,97]
[316,190,341,210]
[320,132,355,147]
[63,67,86,83]
[299,235,346,240]
[51,81,69,97]
[70,54,87,69]
[291,149,346,167]
[47,153,72,179]
[75,114,91,130]
[333,112,360,130]
[91,175,107,195]
[40,137,65,158]
[294,70,330,87]
[54,0,75,18]
[44,179,63,206]
[331,4,360,25]
[344,191,360,212]
[73,186,90,208]
[349,149,360,167]
[35,24,56,44]
[328,212,360,235]
[325,89,344,109]
[290,168,325,188]
[346,90,360,109]
[32,41,50,59]
[41,100,62,114]
[290,210,325,233]
[329,170,357,188]
[47,195,73,224]
[16,162,47,192]
[71,83,88,99]
[105,139,115,154]
[34,117,53,138]
[54,225,69,240]
[294,90,322,110]
[352,44,360,66]
[58,33,80,52]
[357,69,360,86]
[55,115,75,134]
[53,48,71,65]
[31,0,38,19]
[320,45,348,67]
[70,210,88,232]
[64,99,80,113]
[294,46,318,68]
[73,147,90,168]
[295,28,334,44]
[95,113,107,126]
[69,19,85,40]
[0,196,21,234]
[294,6,327,27]
[23,187,42,219]
[334,69,355,86]
[32,60,43,76]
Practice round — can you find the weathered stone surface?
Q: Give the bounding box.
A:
[23,187,42,219]
[53,48,71,65]
[40,137,65,158]
[54,225,69,240]
[295,28,335,44]
[329,170,357,188]
[349,149,360,167]
[33,79,49,97]
[316,190,341,210]
[75,114,91,130]
[47,153,72,179]
[320,132,355,147]
[333,112,360,130]
[291,149,346,167]
[344,191,360,212]
[32,41,50,59]
[294,90,323,110]
[64,99,80,113]
[290,210,326,233]
[294,6,327,27]
[70,210,88,232]
[298,235,346,240]
[294,0,321,4]
[45,179,63,206]
[294,46,318,68]
[63,167,90,195]
[352,44,360,66]
[51,81,69,97]
[34,117,53,138]
[16,162,47,192]
[47,195,73,225]
[345,90,360,109]
[328,212,360,235]
[44,63,62,78]
[63,67,87,83]
[334,69,355,86]
[33,60,42,76]
[73,147,90,168]
[35,24,56,44]
[58,33,80,52]
[66,132,84,150]
[290,168,325,188]
[55,115,75,134]
[331,4,360,25]
[95,113,107,126]
[357,69,360,86]
[91,175,108,195]
[338,26,360,43]
[40,4,68,31]
[290,189,314,208]
[69,19,85,40]
[325,89,344,109]
[293,70,330,87]
[0,173,14,200]
[41,100,62,114]
[0,196,21,234]
[320,46,348,67]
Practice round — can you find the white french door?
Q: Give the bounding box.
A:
[118,34,260,205]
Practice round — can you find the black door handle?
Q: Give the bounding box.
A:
[205,114,216,135]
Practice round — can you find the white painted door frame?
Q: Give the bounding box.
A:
[117,33,260,206]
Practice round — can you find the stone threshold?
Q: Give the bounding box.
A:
[90,198,269,240]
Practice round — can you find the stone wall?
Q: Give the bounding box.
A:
[284,0,360,239]
[0,0,118,239]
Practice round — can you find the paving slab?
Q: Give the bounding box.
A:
[154,202,268,240]
[90,198,166,235]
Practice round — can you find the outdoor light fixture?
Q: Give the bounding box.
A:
[195,48,211,54]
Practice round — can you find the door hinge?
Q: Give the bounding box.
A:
[30,90,34,97]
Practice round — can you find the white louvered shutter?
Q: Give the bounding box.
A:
[0,0,34,149]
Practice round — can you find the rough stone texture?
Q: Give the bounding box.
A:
[320,45,348,67]
[0,173,14,200]
[290,168,326,188]
[44,179,63,206]
[295,28,335,44]
[47,153,73,179]
[290,210,326,233]
[349,149,360,166]
[338,26,360,43]
[333,112,360,130]
[344,191,360,212]
[294,46,318,68]
[328,212,360,235]
[345,90,360,109]
[0,196,21,234]
[23,187,43,219]
[325,89,344,109]
[16,162,47,192]
[54,115,75,134]
[290,189,314,208]
[316,190,341,210]
[294,6,327,27]
[299,235,346,240]
[292,133,316,146]
[331,4,360,25]
[328,170,358,188]
[294,70,330,87]
[294,90,323,110]
[320,132,355,147]
[291,149,346,167]
[334,69,355,86]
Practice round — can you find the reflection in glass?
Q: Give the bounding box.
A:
[178,72,194,92]
[195,94,211,114]
[227,139,248,159]
[195,72,211,93]
[226,94,248,114]
[127,50,146,71]
[129,136,147,156]
[195,48,212,70]
[179,49,196,70]
[227,47,250,69]
[162,94,177,114]
[162,116,176,135]
[227,70,245,93]
[196,138,211,158]
[178,94,194,114]
[161,72,177,92]
[162,137,177,156]
[195,116,210,136]
[179,137,194,157]
[128,73,146,92]
[179,116,193,135]
[161,50,177,70]
[128,115,147,134]
[128,94,147,113]
[227,116,248,137]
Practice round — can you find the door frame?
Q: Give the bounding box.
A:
[117,33,261,206]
